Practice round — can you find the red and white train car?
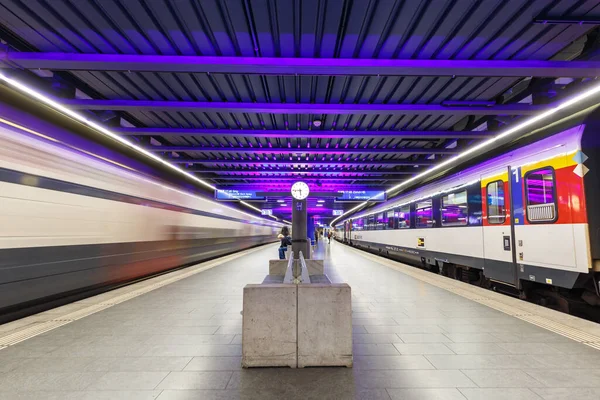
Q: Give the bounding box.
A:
[339,119,600,307]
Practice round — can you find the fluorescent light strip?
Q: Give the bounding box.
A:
[330,80,600,227]
[0,72,279,221]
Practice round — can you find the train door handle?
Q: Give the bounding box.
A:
[503,235,511,251]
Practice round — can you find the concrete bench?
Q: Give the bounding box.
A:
[268,258,324,276]
[242,252,352,368]
[241,283,297,368]
[298,283,352,368]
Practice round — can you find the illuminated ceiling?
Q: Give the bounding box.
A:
[1,0,599,221]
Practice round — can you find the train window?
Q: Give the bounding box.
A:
[386,210,396,229]
[525,167,557,223]
[395,205,410,229]
[355,218,363,231]
[415,200,433,228]
[367,215,375,230]
[376,213,386,230]
[441,190,468,226]
[486,181,505,224]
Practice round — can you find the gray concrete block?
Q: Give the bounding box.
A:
[268,259,323,277]
[304,259,324,275]
[297,283,353,368]
[262,275,284,284]
[242,284,297,368]
[308,274,331,284]
[268,260,288,275]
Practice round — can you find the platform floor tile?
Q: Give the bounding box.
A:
[1,241,600,399]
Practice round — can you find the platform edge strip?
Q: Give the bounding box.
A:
[0,320,71,346]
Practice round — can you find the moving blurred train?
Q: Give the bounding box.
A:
[0,121,280,321]
[337,116,600,314]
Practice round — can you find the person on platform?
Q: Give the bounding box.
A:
[278,226,292,259]
[327,231,332,243]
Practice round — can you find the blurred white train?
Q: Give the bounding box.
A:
[0,120,280,320]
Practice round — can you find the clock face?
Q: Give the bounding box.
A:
[291,181,310,200]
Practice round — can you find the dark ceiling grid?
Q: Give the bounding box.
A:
[404,0,458,60]
[504,1,598,60]
[37,0,100,53]
[4,0,71,52]
[0,1,598,221]
[0,3,47,50]
[46,0,115,54]
[84,1,142,54]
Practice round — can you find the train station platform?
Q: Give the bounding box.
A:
[1,240,600,400]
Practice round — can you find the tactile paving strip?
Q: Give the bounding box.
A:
[0,321,71,346]
[348,245,600,351]
[0,243,274,347]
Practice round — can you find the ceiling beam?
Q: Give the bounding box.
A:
[216,181,389,187]
[116,128,490,140]
[148,146,458,155]
[533,15,600,25]
[62,99,543,115]
[170,158,434,167]
[4,52,600,77]
[190,168,418,175]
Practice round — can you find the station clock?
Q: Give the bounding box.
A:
[291,181,310,200]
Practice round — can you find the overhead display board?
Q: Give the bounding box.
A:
[215,189,266,201]
[332,210,344,216]
[335,190,386,202]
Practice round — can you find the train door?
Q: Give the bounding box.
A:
[511,153,580,284]
[482,168,517,286]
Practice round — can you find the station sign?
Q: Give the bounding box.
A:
[335,190,386,202]
[215,189,266,201]
[261,209,273,216]
[332,210,344,216]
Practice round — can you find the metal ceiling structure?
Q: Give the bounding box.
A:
[1,0,600,221]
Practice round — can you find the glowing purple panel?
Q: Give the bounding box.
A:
[525,169,555,206]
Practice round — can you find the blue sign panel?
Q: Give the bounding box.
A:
[215,189,265,201]
[510,167,524,225]
[335,190,386,202]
